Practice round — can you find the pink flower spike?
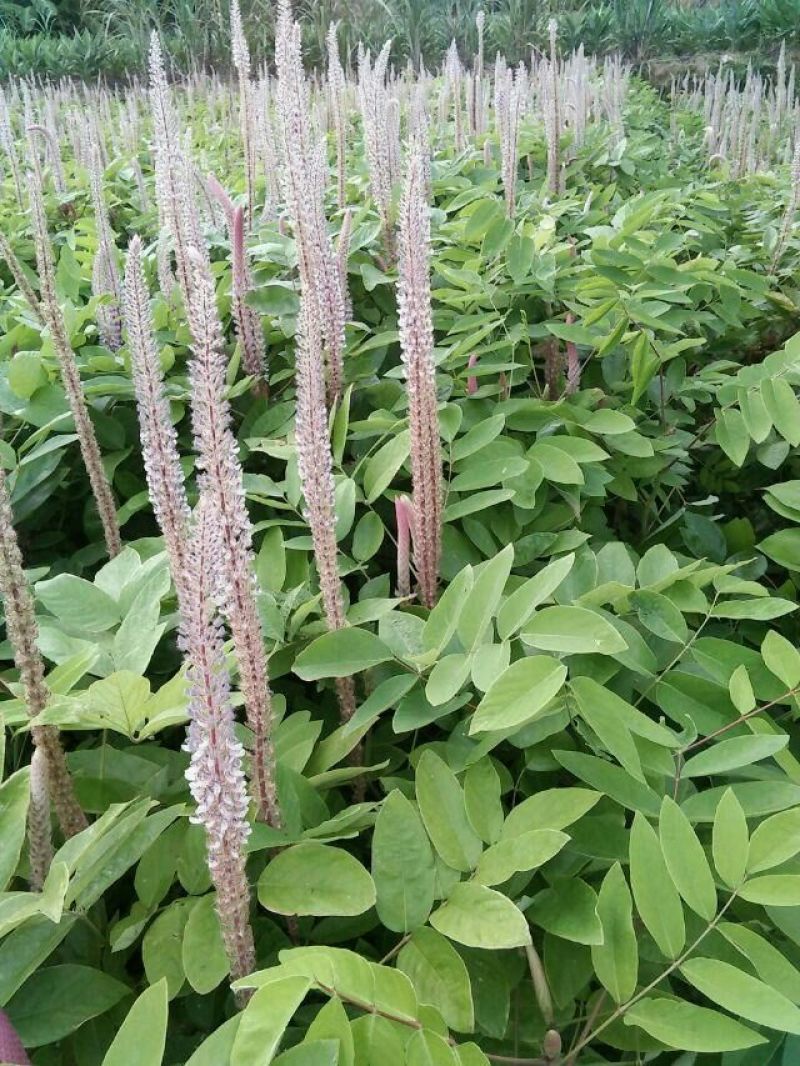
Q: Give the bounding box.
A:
[395,496,415,598]
[467,353,479,395]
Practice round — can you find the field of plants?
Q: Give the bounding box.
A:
[4,2,800,1064]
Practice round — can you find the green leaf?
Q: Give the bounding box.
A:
[496,553,575,639]
[363,430,410,502]
[463,759,504,845]
[533,878,603,945]
[470,656,566,734]
[659,796,717,920]
[185,1017,241,1066]
[739,875,800,905]
[500,787,601,839]
[293,628,393,680]
[624,997,766,1051]
[760,529,800,570]
[415,750,482,873]
[715,408,750,467]
[521,606,628,655]
[5,964,129,1047]
[35,573,120,631]
[681,957,800,1034]
[231,975,313,1065]
[728,664,756,713]
[0,769,30,891]
[258,843,375,917]
[101,979,169,1066]
[630,589,688,644]
[306,997,354,1066]
[372,791,435,933]
[748,807,800,873]
[398,928,474,1033]
[406,1029,459,1065]
[762,629,800,689]
[629,812,685,958]
[682,735,788,778]
[423,565,474,653]
[430,883,531,949]
[712,787,749,888]
[182,894,230,994]
[457,545,514,651]
[592,863,638,1003]
[475,829,567,886]
[273,1041,338,1066]
[507,234,535,285]
[572,679,643,781]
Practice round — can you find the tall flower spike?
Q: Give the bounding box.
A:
[180,496,256,988]
[397,137,442,609]
[0,88,24,209]
[186,249,280,827]
[89,145,123,351]
[295,292,355,721]
[231,205,268,393]
[0,468,87,845]
[275,0,346,404]
[337,208,353,321]
[327,21,348,210]
[149,33,202,306]
[123,236,191,582]
[28,156,121,558]
[230,0,256,222]
[546,20,562,196]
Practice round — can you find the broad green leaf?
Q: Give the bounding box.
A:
[406,1029,459,1065]
[231,975,313,1065]
[592,863,637,1003]
[415,751,482,873]
[748,807,800,872]
[681,957,800,1034]
[712,788,748,888]
[729,664,756,713]
[630,589,688,644]
[629,812,685,958]
[463,759,504,845]
[398,928,474,1033]
[495,554,575,639]
[739,875,800,905]
[182,894,230,994]
[102,979,168,1066]
[719,921,800,1004]
[572,679,643,781]
[5,964,129,1047]
[293,628,393,680]
[762,629,800,689]
[533,878,603,945]
[683,735,788,778]
[554,751,660,816]
[500,787,601,839]
[475,829,568,885]
[273,1041,338,1066]
[423,565,474,653]
[35,573,120,631]
[363,429,410,502]
[142,899,192,999]
[521,606,628,655]
[470,656,566,734]
[186,1017,242,1066]
[372,791,435,933]
[624,997,766,1051]
[306,997,355,1066]
[457,545,514,650]
[430,883,531,949]
[659,797,716,920]
[0,769,30,891]
[258,843,376,916]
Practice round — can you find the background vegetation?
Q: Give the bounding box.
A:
[2,0,800,80]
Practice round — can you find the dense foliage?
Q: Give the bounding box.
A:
[4,10,800,1065]
[3,0,800,80]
